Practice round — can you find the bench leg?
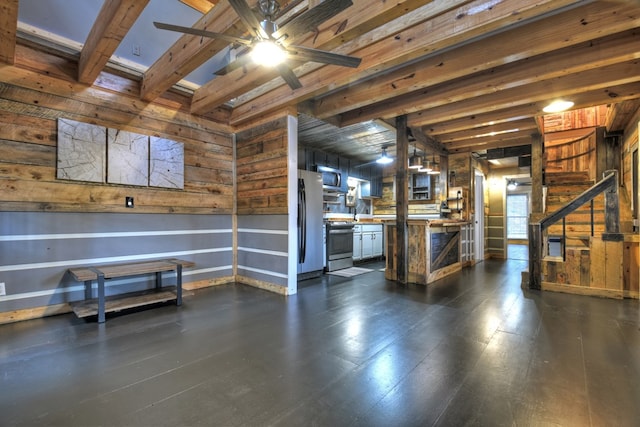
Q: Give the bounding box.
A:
[97,273,106,323]
[156,271,162,290]
[84,280,92,300]
[176,264,183,306]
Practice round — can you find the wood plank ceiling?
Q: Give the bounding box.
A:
[4,0,640,163]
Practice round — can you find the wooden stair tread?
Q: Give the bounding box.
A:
[545,171,592,185]
[72,288,178,318]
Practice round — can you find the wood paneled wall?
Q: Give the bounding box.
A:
[236,116,290,215]
[0,45,233,214]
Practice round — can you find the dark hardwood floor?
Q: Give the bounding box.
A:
[1,258,639,426]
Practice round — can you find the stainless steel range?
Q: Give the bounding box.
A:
[325,222,354,271]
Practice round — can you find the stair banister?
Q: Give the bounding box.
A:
[528,170,620,290]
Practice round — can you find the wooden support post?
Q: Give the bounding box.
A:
[603,169,623,241]
[529,223,542,290]
[396,115,409,284]
[530,133,543,215]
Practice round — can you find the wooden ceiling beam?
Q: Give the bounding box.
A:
[317,0,629,120]
[436,119,538,143]
[179,0,218,14]
[444,130,535,151]
[0,0,18,65]
[335,13,640,126]
[140,1,245,101]
[78,0,150,85]
[228,0,567,126]
[191,0,442,114]
[446,135,536,154]
[409,127,448,156]
[407,60,640,128]
[605,99,640,132]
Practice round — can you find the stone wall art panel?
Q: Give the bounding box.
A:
[149,137,184,189]
[57,118,106,183]
[107,129,149,186]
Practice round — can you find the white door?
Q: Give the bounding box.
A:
[474,171,485,262]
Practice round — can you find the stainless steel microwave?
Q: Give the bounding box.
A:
[315,165,342,192]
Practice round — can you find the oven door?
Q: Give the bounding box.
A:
[327,225,354,260]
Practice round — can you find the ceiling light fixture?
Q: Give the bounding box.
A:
[251,40,286,67]
[427,155,440,175]
[543,99,574,113]
[507,179,517,191]
[376,148,393,165]
[418,157,432,173]
[408,148,422,169]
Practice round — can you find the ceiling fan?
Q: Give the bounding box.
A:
[154,0,362,90]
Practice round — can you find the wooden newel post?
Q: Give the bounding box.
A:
[528,222,542,290]
[603,170,622,241]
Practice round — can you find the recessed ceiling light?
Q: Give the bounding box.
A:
[543,100,574,113]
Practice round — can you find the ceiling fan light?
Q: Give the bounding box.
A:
[376,148,393,165]
[543,99,574,113]
[252,41,286,67]
[507,180,517,190]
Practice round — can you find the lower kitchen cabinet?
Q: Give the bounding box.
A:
[353,230,362,261]
[353,224,383,261]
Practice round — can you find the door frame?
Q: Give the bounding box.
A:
[474,170,485,262]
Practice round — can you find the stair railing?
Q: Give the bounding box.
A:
[528,170,621,290]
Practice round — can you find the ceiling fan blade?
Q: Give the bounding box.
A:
[286,45,361,68]
[275,64,302,90]
[273,0,353,41]
[227,0,270,40]
[213,53,252,75]
[153,22,252,46]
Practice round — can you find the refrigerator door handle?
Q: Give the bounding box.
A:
[301,180,306,264]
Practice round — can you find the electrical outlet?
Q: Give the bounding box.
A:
[0,283,6,296]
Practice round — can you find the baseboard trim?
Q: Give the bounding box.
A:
[0,278,236,325]
[541,281,624,299]
[0,303,72,325]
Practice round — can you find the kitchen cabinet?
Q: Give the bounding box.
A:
[353,227,362,261]
[370,176,383,198]
[384,220,464,284]
[353,224,383,261]
[409,172,432,200]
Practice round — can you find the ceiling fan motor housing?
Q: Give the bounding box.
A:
[258,0,280,19]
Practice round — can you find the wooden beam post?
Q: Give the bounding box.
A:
[531,133,543,216]
[603,169,623,241]
[396,115,409,284]
[529,222,542,290]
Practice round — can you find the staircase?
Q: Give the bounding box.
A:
[532,170,636,298]
[544,171,605,251]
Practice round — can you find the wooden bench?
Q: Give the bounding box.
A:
[68,258,195,323]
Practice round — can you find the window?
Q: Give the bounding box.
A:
[507,194,529,239]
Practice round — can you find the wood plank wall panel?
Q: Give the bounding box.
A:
[236,215,289,292]
[236,116,290,215]
[0,46,233,214]
[0,212,234,313]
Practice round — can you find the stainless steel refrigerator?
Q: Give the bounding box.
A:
[297,170,324,279]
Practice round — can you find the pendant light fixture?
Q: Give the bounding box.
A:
[408,148,422,169]
[427,155,440,175]
[418,156,432,173]
[376,147,393,165]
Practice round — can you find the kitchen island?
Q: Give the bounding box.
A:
[385,219,468,284]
